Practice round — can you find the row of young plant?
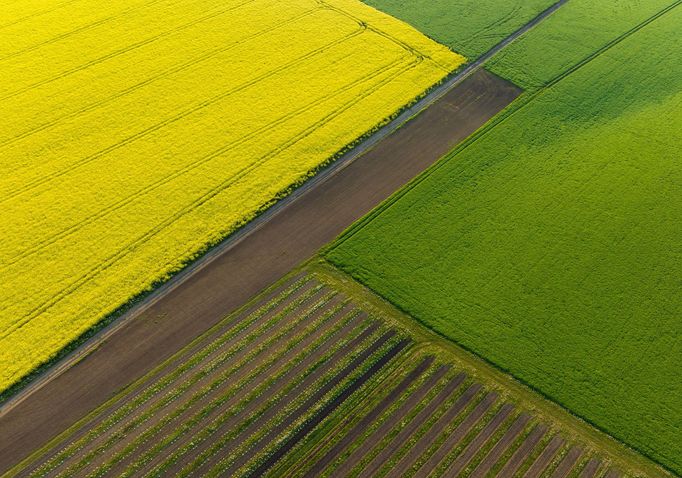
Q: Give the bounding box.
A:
[85,288,335,477]
[121,297,369,477]
[318,356,451,478]
[31,277,318,477]
[293,359,468,475]
[229,329,411,477]
[80,287,344,478]
[260,345,425,476]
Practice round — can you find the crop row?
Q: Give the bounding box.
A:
[10,273,629,477]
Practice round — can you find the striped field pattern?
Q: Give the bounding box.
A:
[7,271,631,477]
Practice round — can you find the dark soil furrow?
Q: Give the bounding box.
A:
[355,373,467,478]
[244,338,411,478]
[195,330,403,476]
[523,435,565,478]
[301,356,435,477]
[579,458,602,478]
[550,446,583,478]
[328,364,450,478]
[497,424,548,477]
[386,384,487,478]
[0,70,521,475]
[469,412,531,478]
[136,305,371,478]
[159,319,383,477]
[441,403,515,477]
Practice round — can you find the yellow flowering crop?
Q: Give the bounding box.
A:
[0,0,464,392]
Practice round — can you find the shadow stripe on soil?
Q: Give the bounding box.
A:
[245,337,411,477]
[302,356,435,477]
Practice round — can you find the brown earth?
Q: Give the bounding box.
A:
[327,365,450,478]
[0,68,521,473]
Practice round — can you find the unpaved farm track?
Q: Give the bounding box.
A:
[0,68,521,473]
[5,273,627,478]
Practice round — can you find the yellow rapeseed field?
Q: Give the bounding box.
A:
[0,0,464,392]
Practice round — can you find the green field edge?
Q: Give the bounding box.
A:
[328,0,682,255]
[308,259,675,478]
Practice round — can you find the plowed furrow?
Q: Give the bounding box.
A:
[550,446,582,478]
[523,435,565,478]
[497,424,548,477]
[469,412,531,478]
[579,458,602,478]
[328,364,450,478]
[356,374,467,478]
[386,384,486,477]
[244,338,411,478]
[441,403,514,477]
[302,356,435,477]
[197,330,403,476]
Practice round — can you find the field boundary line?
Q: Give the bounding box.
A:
[0,0,567,416]
[328,0,681,253]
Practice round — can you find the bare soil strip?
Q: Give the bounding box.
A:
[165,314,382,477]
[328,365,450,478]
[469,413,531,478]
[0,68,521,474]
[604,468,623,478]
[410,392,500,478]
[523,435,566,478]
[244,338,411,477]
[550,446,583,478]
[497,424,548,477]
[386,385,487,478]
[579,458,602,478]
[4,271,648,478]
[356,374,468,478]
[301,357,434,477]
[442,403,515,477]
[17,276,318,477]
[146,313,378,477]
